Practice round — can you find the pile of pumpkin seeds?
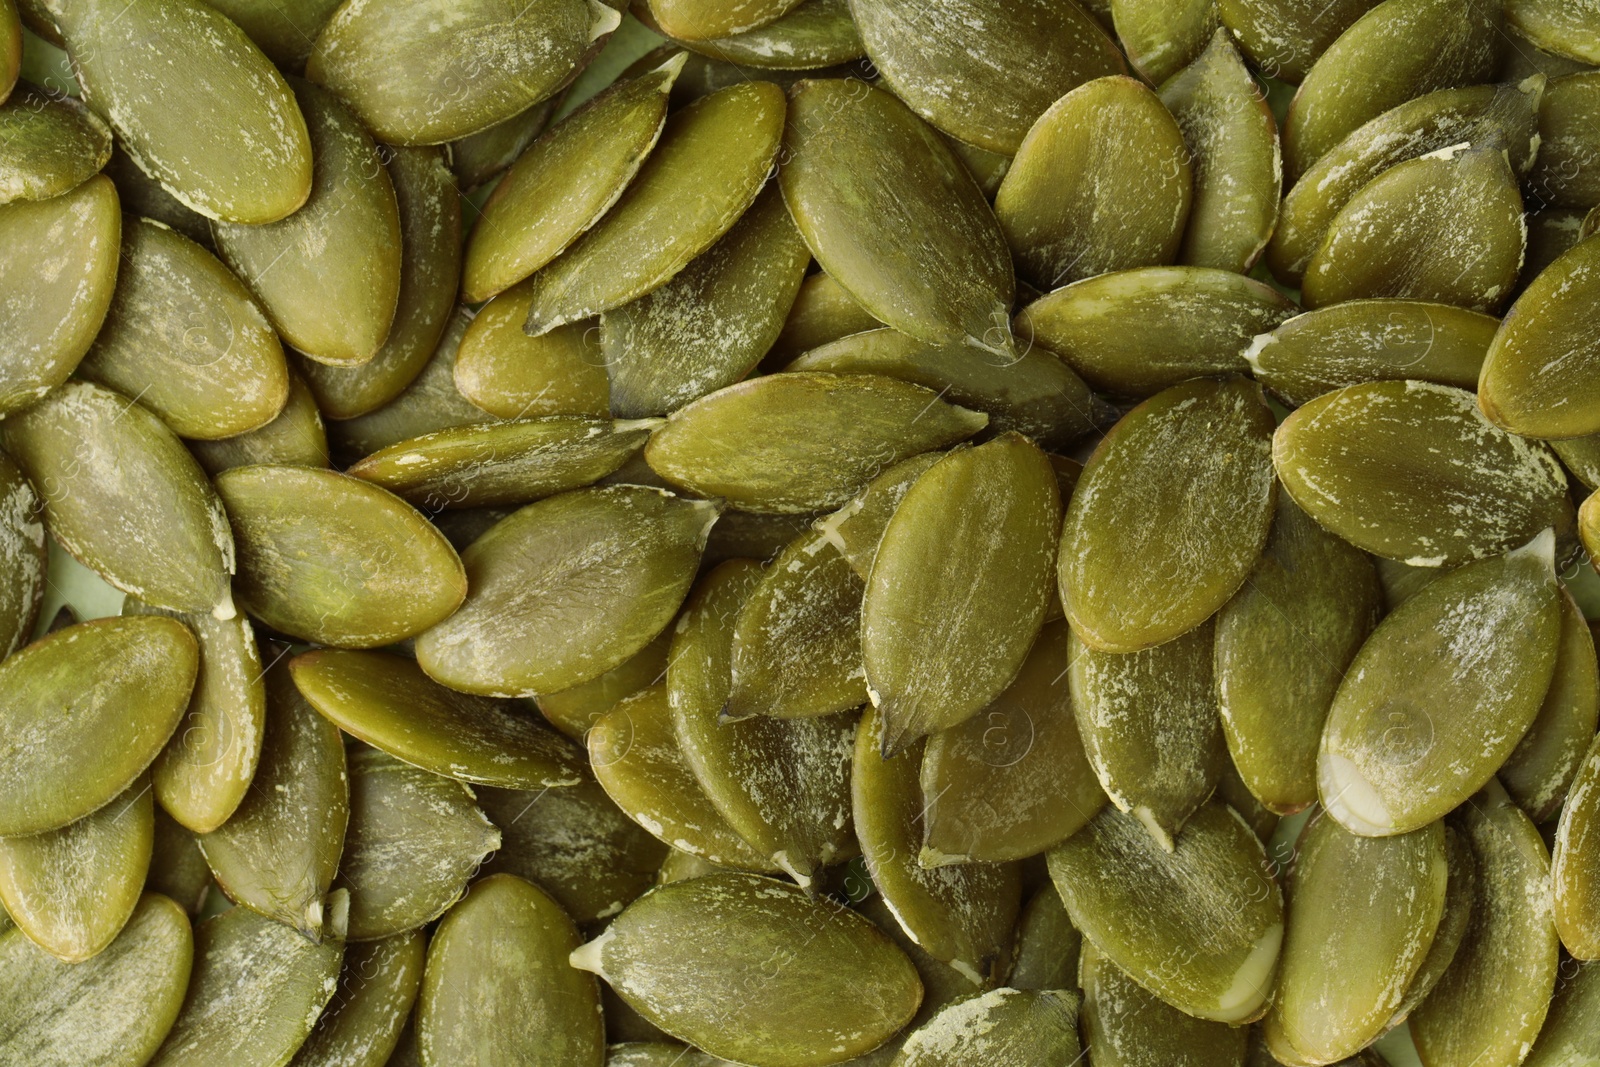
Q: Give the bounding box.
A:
[3,0,1600,1063]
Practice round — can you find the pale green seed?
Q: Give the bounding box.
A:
[765,271,882,368]
[0,84,111,203]
[1500,589,1600,822]
[535,631,672,743]
[1554,732,1600,957]
[454,288,609,420]
[1388,823,1476,1026]
[188,369,330,476]
[662,0,862,70]
[1009,883,1080,992]
[203,0,342,68]
[449,94,563,192]
[146,808,211,915]
[814,452,944,581]
[1215,0,1379,83]
[1506,0,1600,64]
[646,0,806,41]
[1111,0,1218,85]
[1527,72,1600,209]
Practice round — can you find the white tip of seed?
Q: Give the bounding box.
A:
[1133,806,1175,853]
[569,926,615,975]
[774,851,812,890]
[212,587,237,621]
[1319,751,1396,837]
[1507,527,1555,572]
[588,0,623,41]
[918,845,968,869]
[1214,922,1283,1023]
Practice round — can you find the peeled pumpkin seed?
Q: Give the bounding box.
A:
[1507,0,1600,65]
[1060,376,1276,654]
[645,372,986,514]
[920,619,1107,865]
[1079,941,1248,1067]
[336,747,500,941]
[0,616,196,837]
[0,450,45,658]
[197,663,348,942]
[306,0,617,146]
[1047,800,1284,1024]
[814,452,944,581]
[1111,0,1219,86]
[853,706,1021,984]
[1214,495,1384,815]
[1320,532,1562,838]
[146,809,211,915]
[1554,733,1600,957]
[1411,781,1560,1067]
[290,931,424,1067]
[646,0,805,41]
[1523,959,1600,1067]
[213,79,402,368]
[1389,822,1477,1026]
[1500,589,1600,822]
[0,776,152,963]
[188,369,330,476]
[664,0,862,70]
[1215,0,1380,83]
[1281,0,1502,182]
[892,987,1080,1067]
[1009,883,1080,991]
[849,0,1123,155]
[536,631,672,742]
[603,183,810,418]
[148,901,344,1067]
[290,648,586,789]
[0,173,118,415]
[1015,267,1295,398]
[203,0,342,69]
[1527,73,1600,209]
[779,78,1016,357]
[51,0,312,223]
[995,75,1192,290]
[864,433,1061,753]
[0,892,192,1067]
[454,290,608,419]
[1301,144,1525,312]
[572,871,921,1067]
[521,81,786,336]
[766,271,882,368]
[0,84,110,203]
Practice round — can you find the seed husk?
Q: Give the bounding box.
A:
[1047,800,1284,1025]
[1506,0,1600,65]
[146,808,211,915]
[778,78,1016,357]
[1215,0,1380,83]
[0,450,44,658]
[659,0,862,70]
[1554,732,1600,957]
[454,289,608,420]
[1500,589,1600,822]
[535,631,672,743]
[0,893,192,1067]
[0,174,118,415]
[203,0,342,69]
[1059,376,1277,654]
[188,369,330,476]
[571,871,922,1067]
[1009,883,1080,992]
[0,83,110,203]
[289,648,587,790]
[765,272,882,368]
[0,616,196,837]
[1527,72,1600,209]
[646,0,805,41]
[813,452,944,581]
[892,987,1081,1067]
[289,931,424,1067]
[1079,940,1248,1067]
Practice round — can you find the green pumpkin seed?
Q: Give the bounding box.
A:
[0,776,152,963]
[455,290,608,420]
[0,616,196,837]
[865,433,1061,752]
[603,184,810,418]
[1260,813,1446,1062]
[920,619,1106,865]
[147,808,211,915]
[188,369,330,476]
[290,932,424,1067]
[1047,800,1284,1024]
[1527,73,1600,209]
[449,94,563,192]
[996,76,1191,290]
[1524,958,1600,1067]
[1302,145,1525,311]
[892,987,1080,1067]
[646,0,805,41]
[479,779,669,923]
[203,0,342,69]
[1273,380,1571,566]
[1411,780,1560,1067]
[664,0,862,70]
[670,560,856,886]
[289,649,587,789]
[1214,495,1384,815]
[336,747,500,941]
[1015,267,1295,398]
[1319,531,1562,837]
[572,871,921,1066]
[1555,733,1600,957]
[852,889,981,1036]
[850,0,1122,155]
[1009,883,1080,991]
[704,510,818,567]
[1079,940,1248,1067]
[0,892,192,1067]
[100,147,210,247]
[522,81,786,336]
[1269,79,1543,286]
[766,271,882,368]
[1061,376,1276,653]
[213,79,401,368]
[1111,0,1219,85]
[779,78,1016,356]
[1281,0,1502,182]
[0,450,45,658]
[463,56,680,304]
[536,631,672,742]
[149,902,344,1067]
[52,0,312,223]
[0,173,118,414]
[1586,489,1600,563]
[1388,822,1476,1026]
[853,706,1021,983]
[814,452,944,581]
[306,0,617,146]
[0,83,110,203]
[299,145,463,420]
[1501,589,1600,822]
[1507,0,1600,65]
[1215,0,1380,83]
[197,663,348,941]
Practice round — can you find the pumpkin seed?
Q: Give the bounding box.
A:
[0,83,111,203]
[892,987,1080,1067]
[289,648,587,789]
[536,631,672,743]
[188,369,331,476]
[814,452,944,581]
[571,871,922,1066]
[0,776,152,963]
[148,902,344,1067]
[1527,72,1600,209]
[0,450,45,658]
[306,0,618,146]
[1111,0,1219,86]
[0,893,192,1067]
[146,808,211,915]
[1060,376,1277,653]
[1015,267,1295,398]
[1411,780,1560,1067]
[1079,940,1248,1067]
[1524,958,1600,1066]
[920,619,1106,865]
[203,0,342,69]
[1507,0,1600,65]
[852,889,981,1035]
[0,616,195,837]
[455,290,608,420]
[53,0,312,223]
[646,0,805,41]
[213,79,402,368]
[1501,589,1600,822]
[1388,822,1476,1026]
[996,75,1192,290]
[0,173,118,415]
[1009,883,1080,991]
[290,931,425,1067]
[1586,489,1600,564]
[779,78,1016,357]
[101,146,211,246]
[521,81,786,336]
[1215,0,1380,83]
[449,94,563,192]
[1214,494,1384,815]
[664,0,862,70]
[1554,732,1600,957]
[765,272,882,368]
[197,662,348,941]
[1273,380,1571,566]
[1047,800,1284,1024]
